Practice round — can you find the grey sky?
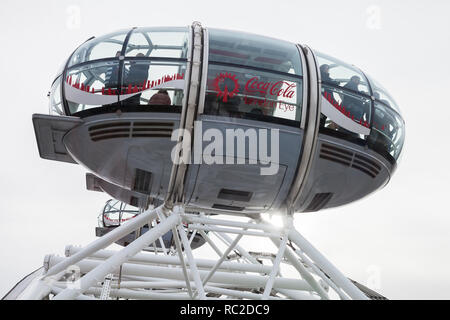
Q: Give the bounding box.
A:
[0,0,449,299]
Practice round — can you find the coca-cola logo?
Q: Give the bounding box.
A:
[244,76,296,99]
[213,73,239,102]
[212,73,296,102]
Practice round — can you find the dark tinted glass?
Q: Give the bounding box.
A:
[367,102,405,160]
[208,28,302,75]
[205,29,303,125]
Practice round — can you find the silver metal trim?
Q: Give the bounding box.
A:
[166,22,204,206]
[285,45,322,213]
[165,24,195,206]
[297,44,309,129]
[197,27,209,115]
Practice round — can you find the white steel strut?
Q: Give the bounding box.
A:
[12,204,371,300]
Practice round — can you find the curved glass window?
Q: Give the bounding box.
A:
[65,60,187,115]
[65,61,120,114]
[99,199,139,228]
[208,28,302,75]
[54,59,67,80]
[124,27,189,58]
[366,74,401,114]
[204,29,303,126]
[63,28,190,116]
[320,84,371,139]
[49,76,64,115]
[367,102,405,160]
[120,60,186,107]
[315,51,370,95]
[315,50,404,162]
[315,51,372,142]
[68,29,129,67]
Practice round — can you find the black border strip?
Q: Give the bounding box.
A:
[118,28,137,107]
[72,105,182,118]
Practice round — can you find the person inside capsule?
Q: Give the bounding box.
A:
[149,90,171,105]
[374,91,391,108]
[123,53,149,106]
[317,60,372,140]
[103,51,122,97]
[38,27,406,219]
[320,64,340,128]
[342,76,365,120]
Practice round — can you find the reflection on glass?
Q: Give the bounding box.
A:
[120,60,186,107]
[316,51,373,142]
[315,50,404,162]
[315,51,370,95]
[65,59,187,114]
[68,30,129,67]
[204,64,302,124]
[367,102,405,160]
[366,74,401,114]
[125,27,189,58]
[320,84,371,139]
[65,61,120,114]
[208,28,302,75]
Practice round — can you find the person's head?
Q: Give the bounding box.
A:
[350,75,360,85]
[149,89,171,105]
[129,53,145,66]
[320,64,330,75]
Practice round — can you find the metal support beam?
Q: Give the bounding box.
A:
[177,224,207,299]
[85,287,190,300]
[261,233,288,299]
[188,224,280,238]
[288,228,368,300]
[47,256,313,292]
[46,205,164,277]
[201,233,243,287]
[15,201,370,300]
[215,232,260,265]
[52,212,180,300]
[66,246,272,274]
[270,237,329,300]
[198,230,224,258]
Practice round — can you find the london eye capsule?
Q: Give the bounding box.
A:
[33,23,405,216]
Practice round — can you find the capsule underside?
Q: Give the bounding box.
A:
[34,25,405,215]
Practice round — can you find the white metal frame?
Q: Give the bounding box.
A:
[15,204,368,300]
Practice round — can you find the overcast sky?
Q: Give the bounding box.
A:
[0,0,449,299]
